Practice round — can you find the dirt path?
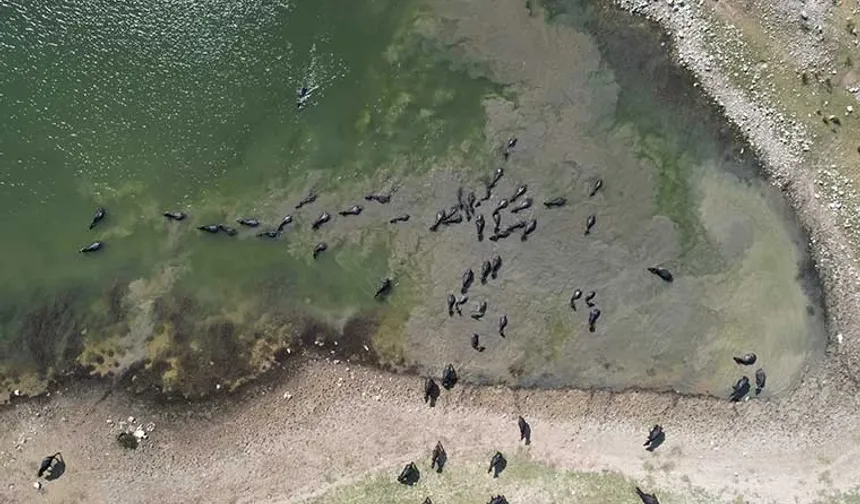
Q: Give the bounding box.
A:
[1,359,858,504]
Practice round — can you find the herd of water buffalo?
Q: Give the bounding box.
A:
[68,136,769,503]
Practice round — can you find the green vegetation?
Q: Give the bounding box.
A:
[299,453,717,504]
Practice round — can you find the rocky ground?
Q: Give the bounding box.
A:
[1,358,860,504]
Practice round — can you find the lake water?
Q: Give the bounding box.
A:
[0,0,826,399]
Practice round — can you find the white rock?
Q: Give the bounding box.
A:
[127,416,135,424]
[33,481,41,490]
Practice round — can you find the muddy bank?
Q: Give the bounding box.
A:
[4,358,860,504]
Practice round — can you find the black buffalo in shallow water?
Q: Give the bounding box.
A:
[88,207,106,229]
[489,167,504,188]
[311,212,331,230]
[447,294,456,317]
[441,364,458,390]
[79,241,103,253]
[635,486,660,504]
[487,451,507,478]
[491,255,502,279]
[471,300,487,320]
[277,215,293,232]
[339,205,363,216]
[570,289,583,311]
[481,260,492,284]
[454,295,468,316]
[647,267,674,283]
[374,277,393,299]
[461,268,474,295]
[424,378,440,406]
[584,214,597,235]
[389,214,410,224]
[499,315,508,337]
[397,462,420,486]
[430,210,445,232]
[163,211,186,221]
[431,441,447,473]
[471,333,486,352]
[198,224,220,234]
[511,184,527,202]
[295,192,317,209]
[217,224,237,236]
[589,178,604,197]
[313,242,327,259]
[730,376,751,402]
[364,193,391,204]
[257,229,280,239]
[644,424,665,451]
[237,218,260,227]
[588,308,601,333]
[518,416,531,445]
[733,353,757,365]
[475,214,485,241]
[511,197,532,214]
[543,197,566,208]
[755,368,767,394]
[493,198,509,215]
[521,219,537,241]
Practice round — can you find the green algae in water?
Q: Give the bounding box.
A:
[0,0,498,394]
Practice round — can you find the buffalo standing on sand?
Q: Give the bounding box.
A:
[397,462,420,486]
[517,416,531,445]
[424,378,440,406]
[487,451,507,478]
[37,452,65,481]
[431,441,447,473]
[635,486,660,504]
[644,424,665,451]
[730,376,751,402]
[441,364,458,390]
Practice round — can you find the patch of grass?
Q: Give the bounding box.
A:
[299,453,718,504]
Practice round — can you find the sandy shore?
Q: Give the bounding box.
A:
[1,358,860,504]
[2,0,860,503]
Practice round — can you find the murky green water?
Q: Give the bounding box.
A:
[0,0,827,399]
[0,0,495,394]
